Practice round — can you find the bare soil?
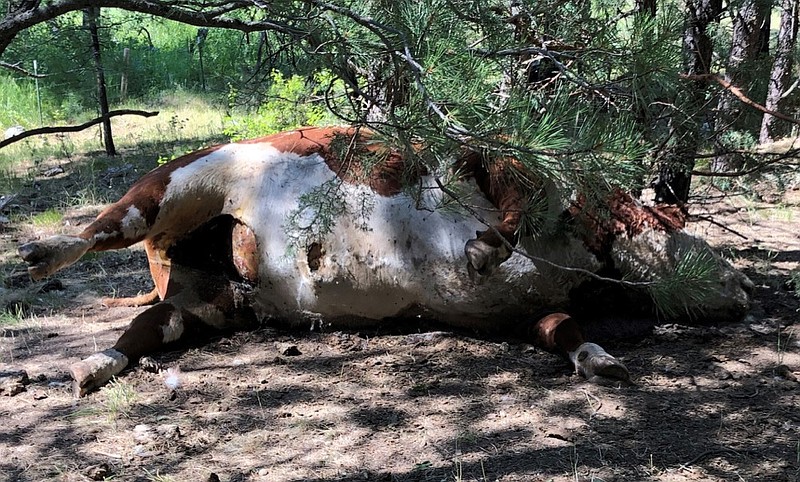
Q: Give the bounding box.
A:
[0,148,798,482]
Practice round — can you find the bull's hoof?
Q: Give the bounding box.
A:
[569,342,630,385]
[70,349,129,397]
[18,235,91,280]
[465,238,511,281]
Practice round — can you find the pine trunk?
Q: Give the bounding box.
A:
[760,0,799,143]
[85,7,116,156]
[652,0,721,204]
[713,0,770,171]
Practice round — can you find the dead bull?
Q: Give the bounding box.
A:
[18,127,752,396]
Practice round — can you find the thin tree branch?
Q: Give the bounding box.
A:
[689,214,749,239]
[0,0,307,59]
[682,73,800,126]
[691,148,800,177]
[0,110,159,149]
[0,61,46,77]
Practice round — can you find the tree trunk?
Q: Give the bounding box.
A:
[195,28,208,91]
[652,0,721,204]
[85,7,116,156]
[636,0,657,17]
[760,0,799,143]
[120,47,130,101]
[713,0,770,171]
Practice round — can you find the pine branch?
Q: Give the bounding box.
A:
[432,175,654,289]
[691,148,800,177]
[683,73,800,126]
[0,110,159,149]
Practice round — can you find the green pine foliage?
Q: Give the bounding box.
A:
[0,0,738,317]
[646,247,720,320]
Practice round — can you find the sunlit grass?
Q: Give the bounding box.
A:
[101,377,138,421]
[0,91,229,177]
[30,208,63,228]
[0,309,25,327]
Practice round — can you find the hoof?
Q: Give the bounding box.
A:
[19,235,91,280]
[569,342,630,385]
[465,238,511,281]
[70,349,129,397]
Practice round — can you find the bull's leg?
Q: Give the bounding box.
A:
[101,241,170,307]
[101,287,160,308]
[18,235,93,281]
[19,197,156,280]
[70,303,177,396]
[70,266,255,396]
[529,313,630,384]
[458,153,526,279]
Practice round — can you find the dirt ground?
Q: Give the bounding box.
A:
[0,147,798,482]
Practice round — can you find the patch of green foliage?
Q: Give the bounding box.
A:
[647,247,720,320]
[30,209,63,228]
[101,377,137,421]
[224,71,341,140]
[789,269,800,304]
[0,75,50,128]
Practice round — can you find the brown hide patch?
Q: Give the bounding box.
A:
[113,302,176,357]
[528,312,584,353]
[246,126,425,196]
[84,145,224,251]
[570,190,687,255]
[307,242,324,271]
[149,187,227,253]
[232,222,259,283]
[455,151,529,248]
[144,240,170,300]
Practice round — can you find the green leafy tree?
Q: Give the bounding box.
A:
[0,0,771,317]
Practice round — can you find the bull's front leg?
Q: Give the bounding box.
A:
[18,235,93,281]
[529,313,630,384]
[70,267,256,396]
[70,303,178,396]
[18,195,157,281]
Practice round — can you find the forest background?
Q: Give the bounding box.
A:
[1,0,799,208]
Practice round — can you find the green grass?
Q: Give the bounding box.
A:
[143,468,178,482]
[0,309,25,327]
[101,377,138,421]
[0,75,47,128]
[30,209,63,228]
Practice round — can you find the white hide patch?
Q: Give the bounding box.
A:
[139,135,598,324]
[242,152,528,321]
[121,206,149,239]
[161,309,185,343]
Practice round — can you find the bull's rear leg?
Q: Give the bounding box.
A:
[101,287,161,308]
[530,313,630,384]
[100,241,170,307]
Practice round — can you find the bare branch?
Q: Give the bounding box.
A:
[0,110,159,149]
[0,60,46,77]
[0,0,307,59]
[691,148,800,177]
[683,73,800,126]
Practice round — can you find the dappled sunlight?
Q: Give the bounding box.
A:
[1,315,799,480]
[0,112,796,481]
